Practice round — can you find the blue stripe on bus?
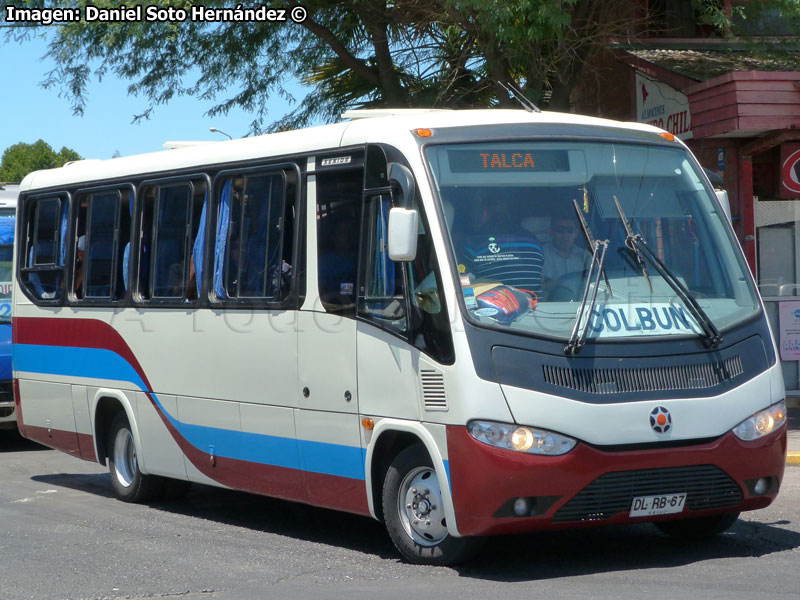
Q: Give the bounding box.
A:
[15,343,452,485]
[13,343,367,480]
[14,344,148,391]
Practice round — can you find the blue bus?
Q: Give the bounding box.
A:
[0,184,17,430]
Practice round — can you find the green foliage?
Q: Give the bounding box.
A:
[4,1,797,133]
[0,140,82,182]
[8,0,643,130]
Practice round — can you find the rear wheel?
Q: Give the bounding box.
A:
[382,445,482,565]
[654,511,740,539]
[107,412,163,503]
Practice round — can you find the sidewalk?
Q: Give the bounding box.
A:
[788,406,800,466]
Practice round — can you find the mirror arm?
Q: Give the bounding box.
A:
[388,163,416,208]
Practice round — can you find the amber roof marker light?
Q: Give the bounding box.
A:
[659,132,676,142]
[414,128,433,138]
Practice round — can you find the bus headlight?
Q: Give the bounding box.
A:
[731,400,787,441]
[468,420,577,455]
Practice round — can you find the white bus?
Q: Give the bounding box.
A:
[0,183,17,429]
[13,110,787,564]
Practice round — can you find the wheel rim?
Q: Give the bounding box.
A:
[397,466,448,547]
[113,427,137,488]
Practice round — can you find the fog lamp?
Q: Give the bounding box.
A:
[513,498,530,516]
[754,478,769,495]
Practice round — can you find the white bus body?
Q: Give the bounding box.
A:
[12,110,787,564]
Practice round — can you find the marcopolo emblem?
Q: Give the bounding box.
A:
[649,406,672,434]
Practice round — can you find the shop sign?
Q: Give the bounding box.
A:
[778,301,800,361]
[635,72,692,140]
[780,143,800,198]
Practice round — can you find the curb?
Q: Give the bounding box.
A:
[788,452,800,467]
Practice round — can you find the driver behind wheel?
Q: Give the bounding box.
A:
[542,214,591,299]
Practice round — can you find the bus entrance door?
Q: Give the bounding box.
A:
[296,312,365,513]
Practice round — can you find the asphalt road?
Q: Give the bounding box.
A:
[1,431,799,600]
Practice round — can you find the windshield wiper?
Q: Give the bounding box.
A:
[614,195,652,292]
[564,238,609,355]
[573,199,612,298]
[613,197,723,348]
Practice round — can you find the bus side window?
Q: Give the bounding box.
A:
[407,197,454,364]
[213,171,290,302]
[358,194,408,334]
[316,170,362,315]
[136,180,207,302]
[77,190,126,300]
[19,195,67,301]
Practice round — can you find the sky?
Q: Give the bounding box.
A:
[0,31,309,164]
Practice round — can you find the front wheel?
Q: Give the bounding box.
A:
[382,445,482,565]
[107,412,163,503]
[654,511,740,539]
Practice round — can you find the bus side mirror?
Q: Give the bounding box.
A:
[388,162,418,261]
[715,189,731,222]
[388,208,418,262]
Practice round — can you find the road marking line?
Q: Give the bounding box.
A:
[11,489,58,503]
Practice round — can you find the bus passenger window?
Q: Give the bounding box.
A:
[316,170,362,315]
[71,188,131,302]
[213,171,290,302]
[86,193,116,297]
[136,180,208,303]
[19,196,67,301]
[151,184,192,299]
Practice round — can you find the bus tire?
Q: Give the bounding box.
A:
[654,511,740,539]
[382,445,482,565]
[107,412,162,503]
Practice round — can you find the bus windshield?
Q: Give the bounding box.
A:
[0,216,14,323]
[425,141,759,341]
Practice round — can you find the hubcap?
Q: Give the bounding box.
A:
[397,466,448,546]
[113,427,137,488]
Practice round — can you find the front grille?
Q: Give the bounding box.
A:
[543,355,743,395]
[0,407,13,418]
[553,465,742,522]
[0,381,12,403]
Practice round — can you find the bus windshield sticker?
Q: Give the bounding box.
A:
[586,303,703,338]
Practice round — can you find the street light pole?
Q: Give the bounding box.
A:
[209,127,233,140]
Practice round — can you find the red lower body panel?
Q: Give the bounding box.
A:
[446,425,787,536]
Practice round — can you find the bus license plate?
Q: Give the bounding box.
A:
[630,493,687,517]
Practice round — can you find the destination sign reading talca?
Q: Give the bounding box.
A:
[4,3,309,25]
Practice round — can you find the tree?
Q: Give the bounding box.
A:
[0,140,82,183]
[4,1,798,133]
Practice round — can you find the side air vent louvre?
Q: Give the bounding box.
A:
[421,369,447,411]
[543,355,743,395]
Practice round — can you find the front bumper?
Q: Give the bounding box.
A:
[446,424,787,536]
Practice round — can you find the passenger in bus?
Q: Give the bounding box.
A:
[541,215,590,300]
[457,198,544,294]
[74,235,86,297]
